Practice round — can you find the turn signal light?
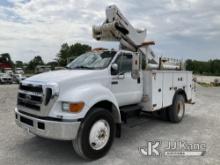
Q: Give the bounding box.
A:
[69,102,85,113]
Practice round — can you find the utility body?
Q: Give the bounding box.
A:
[15,5,195,160]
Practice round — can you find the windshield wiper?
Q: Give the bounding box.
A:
[73,66,95,70]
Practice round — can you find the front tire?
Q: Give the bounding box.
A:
[168,95,185,123]
[73,108,115,160]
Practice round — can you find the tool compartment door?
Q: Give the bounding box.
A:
[163,72,174,107]
[173,72,187,88]
[152,71,163,110]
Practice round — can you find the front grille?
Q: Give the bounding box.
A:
[18,93,42,102]
[17,99,41,111]
[17,83,44,112]
[19,84,43,93]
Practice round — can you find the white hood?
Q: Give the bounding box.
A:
[25,70,101,84]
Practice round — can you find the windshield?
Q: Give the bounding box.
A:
[67,51,116,70]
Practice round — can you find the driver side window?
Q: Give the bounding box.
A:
[114,53,132,74]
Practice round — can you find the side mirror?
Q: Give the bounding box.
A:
[111,63,119,75]
[131,53,140,79]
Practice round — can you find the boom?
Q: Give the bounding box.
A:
[92,5,182,70]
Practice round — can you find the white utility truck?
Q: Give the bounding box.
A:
[15,5,195,160]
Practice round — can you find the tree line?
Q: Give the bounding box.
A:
[0,43,91,73]
[1,42,220,76]
[56,43,91,66]
[185,59,220,76]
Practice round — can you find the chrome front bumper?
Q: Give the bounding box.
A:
[15,108,81,140]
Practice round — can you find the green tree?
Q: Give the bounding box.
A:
[210,59,220,76]
[15,61,23,68]
[56,43,69,66]
[185,59,220,76]
[185,59,193,71]
[57,43,91,66]
[26,56,44,72]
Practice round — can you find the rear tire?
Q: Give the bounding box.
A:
[154,108,169,121]
[72,108,115,160]
[168,95,185,123]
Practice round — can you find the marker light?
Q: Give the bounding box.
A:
[62,102,84,113]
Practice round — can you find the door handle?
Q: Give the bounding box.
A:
[112,81,118,85]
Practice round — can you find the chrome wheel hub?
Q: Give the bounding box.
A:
[177,102,184,118]
[89,119,110,150]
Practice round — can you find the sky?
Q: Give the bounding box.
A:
[0,0,220,63]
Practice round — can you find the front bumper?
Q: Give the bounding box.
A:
[15,108,81,140]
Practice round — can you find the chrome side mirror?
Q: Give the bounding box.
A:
[111,63,118,70]
[111,63,119,75]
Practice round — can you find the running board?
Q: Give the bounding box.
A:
[120,104,142,123]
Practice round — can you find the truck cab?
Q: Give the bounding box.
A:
[15,49,138,124]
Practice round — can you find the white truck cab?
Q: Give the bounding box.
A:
[15,5,195,160]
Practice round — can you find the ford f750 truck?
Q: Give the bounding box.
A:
[15,5,195,160]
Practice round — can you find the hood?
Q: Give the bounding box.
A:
[25,69,102,84]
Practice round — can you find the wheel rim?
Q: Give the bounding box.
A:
[177,102,184,119]
[89,119,110,150]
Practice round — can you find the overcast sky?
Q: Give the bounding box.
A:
[0,0,220,63]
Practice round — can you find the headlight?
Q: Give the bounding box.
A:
[62,102,84,113]
[62,102,70,111]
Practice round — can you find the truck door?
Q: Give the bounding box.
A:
[111,52,143,106]
[162,72,174,107]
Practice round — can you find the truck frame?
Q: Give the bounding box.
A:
[14,5,195,160]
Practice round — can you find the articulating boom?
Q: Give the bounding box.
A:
[93,5,146,50]
[92,5,182,70]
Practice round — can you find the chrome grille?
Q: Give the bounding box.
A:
[17,82,58,117]
[19,84,43,93]
[17,84,43,112]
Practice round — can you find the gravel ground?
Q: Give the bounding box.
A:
[0,84,220,165]
[195,75,220,84]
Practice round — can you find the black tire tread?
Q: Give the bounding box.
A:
[168,95,185,123]
[72,108,115,160]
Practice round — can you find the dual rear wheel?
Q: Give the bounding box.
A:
[158,94,185,123]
